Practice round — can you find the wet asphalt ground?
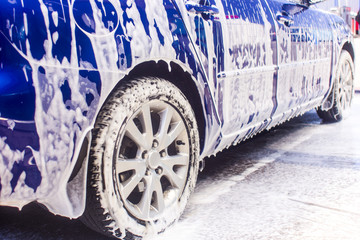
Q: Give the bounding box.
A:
[1,94,360,240]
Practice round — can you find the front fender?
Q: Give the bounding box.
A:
[321,12,353,110]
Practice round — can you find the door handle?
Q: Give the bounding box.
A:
[276,14,294,27]
[185,1,219,15]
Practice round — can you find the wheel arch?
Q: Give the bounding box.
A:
[342,41,355,63]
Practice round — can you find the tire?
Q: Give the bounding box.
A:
[317,50,354,122]
[81,78,200,239]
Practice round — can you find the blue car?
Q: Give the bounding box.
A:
[0,0,354,238]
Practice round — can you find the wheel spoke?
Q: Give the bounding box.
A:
[116,158,145,174]
[341,91,348,109]
[138,176,155,218]
[162,165,184,189]
[161,154,189,169]
[339,90,345,101]
[344,76,353,94]
[346,92,352,108]
[168,121,185,145]
[345,88,351,102]
[343,81,351,92]
[126,120,150,150]
[344,69,351,84]
[340,95,345,109]
[159,121,185,150]
[121,173,144,199]
[140,105,154,144]
[341,63,349,80]
[338,64,353,111]
[158,107,174,148]
[153,177,165,213]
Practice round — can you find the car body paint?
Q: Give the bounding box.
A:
[0,0,353,218]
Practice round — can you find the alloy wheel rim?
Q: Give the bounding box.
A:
[338,59,353,112]
[114,100,190,221]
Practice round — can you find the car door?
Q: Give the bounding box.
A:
[265,0,333,120]
[175,0,278,142]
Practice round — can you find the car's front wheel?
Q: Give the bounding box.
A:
[81,78,200,239]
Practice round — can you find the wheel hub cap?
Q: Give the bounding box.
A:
[147,150,160,169]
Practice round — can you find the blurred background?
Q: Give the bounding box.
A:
[317,0,359,28]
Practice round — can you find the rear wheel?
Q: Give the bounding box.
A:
[81,78,200,239]
[317,50,354,122]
